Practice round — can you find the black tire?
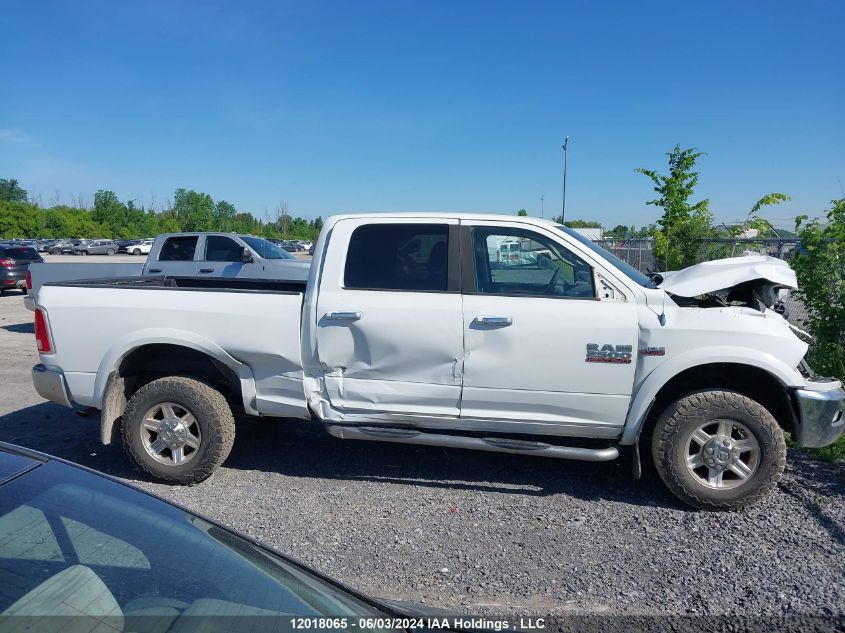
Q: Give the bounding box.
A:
[121,376,235,484]
[107,248,115,255]
[132,248,141,255]
[652,390,786,511]
[51,248,60,255]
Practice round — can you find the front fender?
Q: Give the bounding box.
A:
[620,346,805,445]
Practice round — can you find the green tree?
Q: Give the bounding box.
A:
[92,190,128,237]
[0,178,28,203]
[607,224,630,239]
[214,200,237,232]
[557,218,602,228]
[736,193,792,237]
[517,209,528,216]
[636,145,713,270]
[173,188,215,232]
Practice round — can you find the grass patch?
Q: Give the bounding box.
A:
[785,431,844,463]
[809,435,845,463]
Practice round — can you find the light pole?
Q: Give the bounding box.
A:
[561,136,570,223]
[540,195,544,219]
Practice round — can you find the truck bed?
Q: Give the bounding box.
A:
[37,276,309,418]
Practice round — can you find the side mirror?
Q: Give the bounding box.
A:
[241,247,254,264]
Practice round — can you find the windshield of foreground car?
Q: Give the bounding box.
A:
[241,236,296,260]
[554,224,656,288]
[0,462,387,625]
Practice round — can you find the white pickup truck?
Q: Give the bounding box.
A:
[30,214,844,510]
[24,232,309,310]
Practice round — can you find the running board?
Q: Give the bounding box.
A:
[325,425,619,462]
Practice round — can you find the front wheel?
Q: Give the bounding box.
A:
[121,376,235,484]
[652,390,786,511]
[132,248,141,255]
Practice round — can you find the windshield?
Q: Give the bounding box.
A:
[554,225,655,288]
[0,461,387,625]
[241,236,295,260]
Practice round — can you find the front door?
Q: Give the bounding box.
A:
[459,221,639,436]
[196,235,257,277]
[315,218,463,417]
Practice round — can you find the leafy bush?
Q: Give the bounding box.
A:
[791,198,845,461]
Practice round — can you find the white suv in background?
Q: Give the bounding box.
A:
[129,240,154,255]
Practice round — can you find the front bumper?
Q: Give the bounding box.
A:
[793,378,845,448]
[32,363,73,409]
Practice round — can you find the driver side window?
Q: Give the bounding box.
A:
[471,227,595,298]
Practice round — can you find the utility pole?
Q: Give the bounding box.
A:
[561,136,570,223]
[540,195,544,219]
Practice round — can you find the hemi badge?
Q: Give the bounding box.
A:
[640,347,666,356]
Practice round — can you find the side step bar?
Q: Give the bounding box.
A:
[325,425,619,462]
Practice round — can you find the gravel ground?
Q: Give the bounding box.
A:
[1,289,843,619]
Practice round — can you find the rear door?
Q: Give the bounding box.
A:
[459,220,639,436]
[315,218,463,416]
[144,235,199,276]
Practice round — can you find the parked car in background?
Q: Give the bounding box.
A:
[297,240,313,251]
[278,240,304,252]
[126,239,154,255]
[72,240,118,256]
[115,239,140,253]
[141,233,310,280]
[50,239,86,255]
[0,442,408,628]
[0,243,43,294]
[25,234,308,310]
[36,239,59,253]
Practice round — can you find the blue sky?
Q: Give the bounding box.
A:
[2,1,843,228]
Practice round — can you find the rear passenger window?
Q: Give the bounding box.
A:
[159,236,198,261]
[344,224,450,292]
[204,236,242,262]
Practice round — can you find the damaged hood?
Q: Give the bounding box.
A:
[658,255,797,297]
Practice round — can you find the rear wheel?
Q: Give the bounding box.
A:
[132,248,141,255]
[121,376,235,484]
[652,390,786,511]
[107,248,115,255]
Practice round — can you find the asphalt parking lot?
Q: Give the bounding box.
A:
[1,284,844,618]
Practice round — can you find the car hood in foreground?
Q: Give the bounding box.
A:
[658,255,797,297]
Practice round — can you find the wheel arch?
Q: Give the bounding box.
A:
[622,351,803,445]
[96,332,257,444]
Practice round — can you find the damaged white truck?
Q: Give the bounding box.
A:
[30,214,844,510]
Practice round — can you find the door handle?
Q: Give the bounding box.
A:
[475,316,513,326]
[325,311,362,321]
[199,268,214,273]
[148,268,162,273]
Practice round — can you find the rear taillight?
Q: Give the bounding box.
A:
[0,258,15,267]
[34,308,53,353]
[26,270,32,290]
